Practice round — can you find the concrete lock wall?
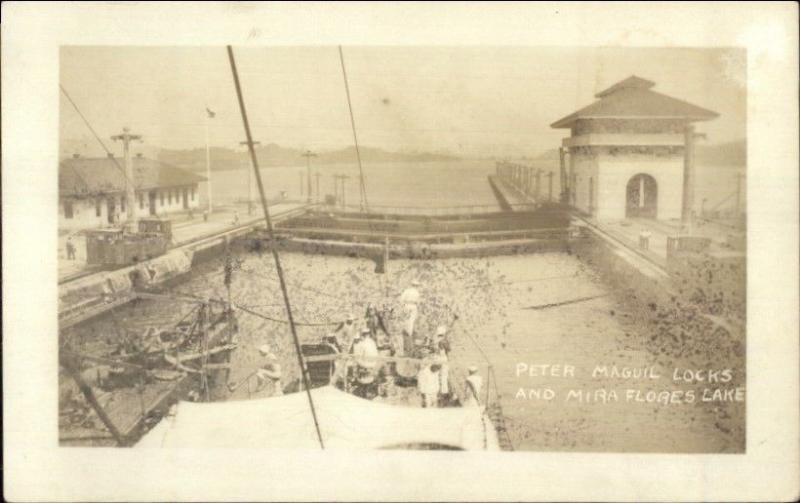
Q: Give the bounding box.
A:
[595,153,683,221]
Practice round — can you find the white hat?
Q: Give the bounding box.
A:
[436,325,447,336]
[411,279,421,286]
[360,327,371,335]
[346,313,355,321]
[258,345,276,359]
[468,365,478,373]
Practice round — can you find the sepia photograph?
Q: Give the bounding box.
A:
[57,45,746,452]
[3,2,798,502]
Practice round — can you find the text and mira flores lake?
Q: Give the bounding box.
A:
[513,364,745,405]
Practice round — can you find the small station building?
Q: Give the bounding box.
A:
[59,153,206,231]
[551,76,718,221]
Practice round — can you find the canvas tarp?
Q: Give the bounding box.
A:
[137,386,499,450]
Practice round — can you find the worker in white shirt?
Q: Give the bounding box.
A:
[353,328,379,369]
[399,279,422,351]
[322,332,346,386]
[255,345,283,395]
[335,313,359,352]
[417,361,441,408]
[352,328,380,390]
[463,366,483,408]
[433,325,451,405]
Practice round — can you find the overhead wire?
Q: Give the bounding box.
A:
[59,84,138,190]
[227,45,325,449]
[338,46,369,212]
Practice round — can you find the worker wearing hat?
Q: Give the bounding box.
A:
[463,365,482,408]
[334,312,359,353]
[255,345,282,395]
[323,331,342,353]
[353,327,379,370]
[417,358,441,408]
[399,279,422,353]
[433,325,451,404]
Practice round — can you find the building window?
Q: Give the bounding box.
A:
[139,193,144,209]
[191,187,195,200]
[64,201,74,219]
[168,190,173,204]
[160,191,165,206]
[96,198,102,217]
[121,196,126,212]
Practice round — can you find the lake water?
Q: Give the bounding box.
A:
[198,160,500,209]
[198,159,744,213]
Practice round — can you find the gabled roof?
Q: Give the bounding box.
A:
[594,75,655,98]
[551,75,719,129]
[60,156,206,197]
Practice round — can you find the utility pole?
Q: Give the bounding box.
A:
[240,140,260,214]
[301,150,317,203]
[333,175,341,207]
[526,166,531,194]
[204,108,216,214]
[111,127,141,226]
[299,171,305,198]
[342,175,350,208]
[314,172,321,202]
[558,147,568,204]
[547,171,554,201]
[335,174,350,209]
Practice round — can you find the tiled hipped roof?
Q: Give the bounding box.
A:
[59,156,206,197]
[551,75,719,128]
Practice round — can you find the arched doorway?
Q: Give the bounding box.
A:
[626,174,657,218]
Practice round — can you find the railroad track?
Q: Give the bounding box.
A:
[58,204,315,287]
[571,214,669,277]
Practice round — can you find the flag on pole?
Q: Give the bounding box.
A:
[206,107,216,118]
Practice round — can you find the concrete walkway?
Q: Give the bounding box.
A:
[587,216,744,265]
[489,175,539,209]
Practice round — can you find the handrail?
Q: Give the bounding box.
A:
[176,204,315,248]
[303,353,427,365]
[285,226,569,242]
[574,215,669,273]
[328,202,538,216]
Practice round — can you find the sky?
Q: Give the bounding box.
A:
[60,46,746,158]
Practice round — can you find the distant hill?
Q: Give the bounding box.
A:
[159,143,460,171]
[60,137,162,161]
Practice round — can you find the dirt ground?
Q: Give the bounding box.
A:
[60,247,745,452]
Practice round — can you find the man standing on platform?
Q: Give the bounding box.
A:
[66,237,76,260]
[433,325,451,405]
[417,361,441,408]
[335,313,359,352]
[255,345,282,395]
[353,327,379,369]
[399,279,422,352]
